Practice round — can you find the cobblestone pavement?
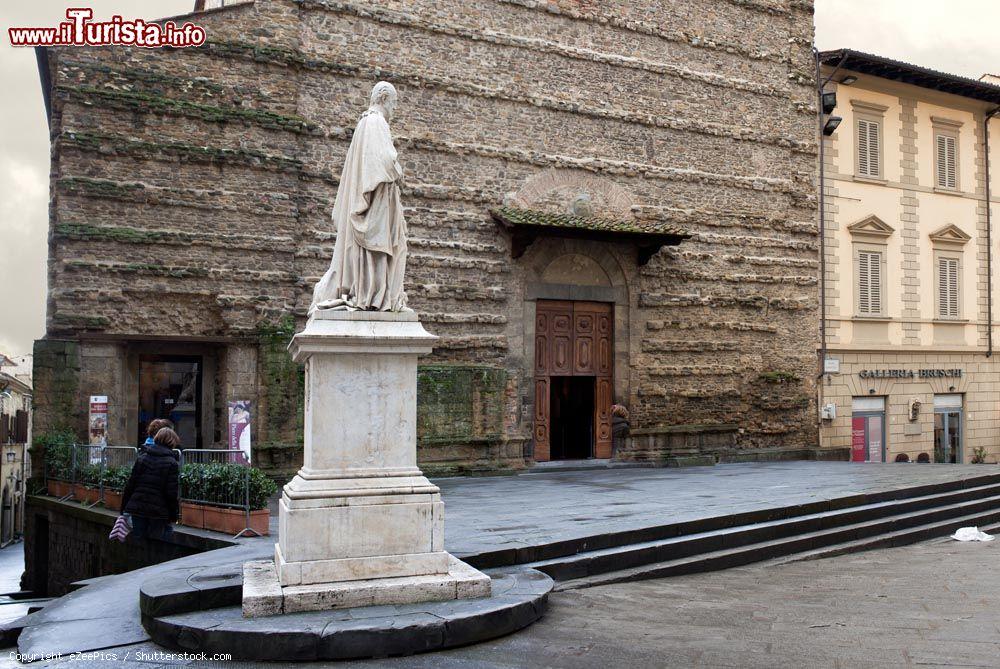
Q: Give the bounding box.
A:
[6,536,1000,668]
[336,537,1000,669]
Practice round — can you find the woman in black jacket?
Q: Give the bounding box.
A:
[121,427,180,540]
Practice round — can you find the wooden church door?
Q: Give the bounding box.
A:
[534,300,613,461]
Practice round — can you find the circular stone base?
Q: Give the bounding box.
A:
[142,568,551,661]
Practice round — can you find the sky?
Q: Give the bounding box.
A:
[1,0,999,360]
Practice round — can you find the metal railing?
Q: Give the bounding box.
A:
[43,444,263,539]
[178,448,259,539]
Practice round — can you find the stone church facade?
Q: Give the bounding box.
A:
[33,0,825,480]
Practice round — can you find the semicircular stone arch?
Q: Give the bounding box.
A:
[506,169,635,219]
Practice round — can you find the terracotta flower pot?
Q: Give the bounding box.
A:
[49,480,71,498]
[103,490,123,511]
[201,505,270,536]
[180,502,206,529]
[73,484,100,504]
[249,509,270,536]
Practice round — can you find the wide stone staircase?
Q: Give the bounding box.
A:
[461,473,1000,591]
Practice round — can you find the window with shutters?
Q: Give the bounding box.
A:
[851,100,888,180]
[935,133,958,189]
[937,256,960,318]
[857,118,881,178]
[857,249,883,316]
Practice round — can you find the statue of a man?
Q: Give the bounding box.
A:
[310,82,409,313]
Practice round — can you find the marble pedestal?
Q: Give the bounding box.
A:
[244,310,490,616]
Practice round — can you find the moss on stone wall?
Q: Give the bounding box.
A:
[58,85,319,135]
[62,60,227,94]
[60,131,304,171]
[31,341,84,477]
[56,223,167,245]
[256,317,304,453]
[50,314,110,330]
[417,365,507,446]
[57,177,145,200]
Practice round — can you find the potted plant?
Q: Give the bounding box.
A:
[39,432,76,497]
[179,462,275,535]
[101,466,131,511]
[73,463,103,504]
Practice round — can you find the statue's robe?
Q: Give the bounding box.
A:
[310,108,408,312]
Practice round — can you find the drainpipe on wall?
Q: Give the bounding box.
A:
[814,50,847,425]
[986,107,998,358]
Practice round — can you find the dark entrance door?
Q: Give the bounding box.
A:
[138,355,202,448]
[550,377,595,460]
[534,300,613,461]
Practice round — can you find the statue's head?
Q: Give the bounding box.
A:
[370,81,398,120]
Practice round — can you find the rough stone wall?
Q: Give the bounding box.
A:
[38,0,820,468]
[22,496,224,596]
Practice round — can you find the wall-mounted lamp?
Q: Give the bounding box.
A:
[822,91,837,114]
[839,75,858,86]
[869,388,876,395]
[823,116,843,136]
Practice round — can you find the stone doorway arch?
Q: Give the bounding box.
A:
[511,237,634,462]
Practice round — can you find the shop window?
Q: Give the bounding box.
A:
[933,394,963,464]
[851,397,885,463]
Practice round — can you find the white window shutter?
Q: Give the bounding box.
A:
[945,137,957,188]
[939,257,960,317]
[936,136,946,186]
[867,120,879,177]
[937,135,957,188]
[948,259,959,316]
[858,252,870,313]
[858,251,881,315]
[869,252,881,314]
[858,120,871,176]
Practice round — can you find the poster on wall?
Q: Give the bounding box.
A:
[89,395,108,462]
[851,417,866,463]
[228,401,251,464]
[867,416,884,463]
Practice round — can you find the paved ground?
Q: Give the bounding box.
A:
[441,462,1000,557]
[0,544,31,628]
[337,536,1000,669]
[8,462,1000,665]
[5,536,1000,667]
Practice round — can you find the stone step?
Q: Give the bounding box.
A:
[552,498,1000,590]
[462,472,1000,569]
[528,481,1000,581]
[144,568,552,662]
[772,516,1000,564]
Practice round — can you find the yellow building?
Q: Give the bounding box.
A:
[818,50,1000,464]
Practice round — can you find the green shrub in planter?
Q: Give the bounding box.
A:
[37,431,76,480]
[180,463,277,511]
[102,466,132,491]
[78,464,103,487]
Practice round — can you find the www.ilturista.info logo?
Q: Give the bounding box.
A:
[8,8,206,48]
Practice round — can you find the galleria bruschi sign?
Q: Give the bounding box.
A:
[858,369,963,379]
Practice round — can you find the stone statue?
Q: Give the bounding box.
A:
[310,82,409,313]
